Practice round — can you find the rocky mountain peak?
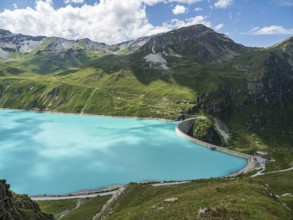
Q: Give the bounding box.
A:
[0,30,46,60]
[139,24,250,66]
[0,29,13,38]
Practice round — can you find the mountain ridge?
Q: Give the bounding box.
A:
[0,24,293,219]
[0,24,292,150]
[0,24,263,62]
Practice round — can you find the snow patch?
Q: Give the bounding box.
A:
[144,53,169,70]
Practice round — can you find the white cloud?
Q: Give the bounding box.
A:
[249,25,293,35]
[214,0,233,9]
[64,0,84,4]
[169,0,202,3]
[142,0,201,5]
[214,23,224,30]
[194,7,202,11]
[163,15,211,29]
[277,0,293,7]
[0,0,211,45]
[12,3,18,9]
[172,4,187,14]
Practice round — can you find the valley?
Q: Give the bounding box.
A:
[0,24,292,219]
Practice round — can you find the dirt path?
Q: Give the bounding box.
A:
[93,186,126,220]
[251,166,293,177]
[58,199,81,219]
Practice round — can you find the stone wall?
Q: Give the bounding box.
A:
[177,118,195,134]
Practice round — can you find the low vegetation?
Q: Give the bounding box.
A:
[37,196,111,220]
[98,179,292,220]
[1,25,293,219]
[255,170,293,210]
[60,196,110,220]
[37,199,78,219]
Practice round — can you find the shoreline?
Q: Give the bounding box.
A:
[0,107,175,122]
[1,107,256,200]
[175,118,256,176]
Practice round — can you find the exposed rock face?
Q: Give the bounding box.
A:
[0,179,53,220]
[0,29,45,60]
[197,84,233,117]
[42,37,110,53]
[198,51,293,120]
[214,118,231,143]
[138,24,251,63]
[0,180,20,220]
[0,29,112,61]
[113,36,150,54]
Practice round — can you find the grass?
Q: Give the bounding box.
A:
[265,148,293,172]
[0,67,196,119]
[37,196,111,220]
[1,29,293,219]
[192,115,213,139]
[254,170,293,210]
[60,196,111,220]
[99,179,292,220]
[37,199,77,218]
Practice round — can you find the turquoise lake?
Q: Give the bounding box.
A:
[0,109,247,195]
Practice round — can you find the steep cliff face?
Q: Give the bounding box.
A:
[198,47,293,115]
[0,180,53,220]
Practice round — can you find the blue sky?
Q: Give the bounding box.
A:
[0,0,292,47]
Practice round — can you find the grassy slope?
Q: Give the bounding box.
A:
[255,170,293,210]
[1,35,293,219]
[36,177,293,220]
[37,196,111,220]
[37,199,77,218]
[60,196,111,220]
[99,179,292,220]
[0,67,196,119]
[1,45,292,164]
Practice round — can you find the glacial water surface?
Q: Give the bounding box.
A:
[0,109,247,195]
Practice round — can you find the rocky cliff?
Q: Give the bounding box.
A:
[0,180,53,220]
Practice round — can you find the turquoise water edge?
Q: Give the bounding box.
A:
[0,109,247,195]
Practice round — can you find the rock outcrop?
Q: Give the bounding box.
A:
[0,179,53,220]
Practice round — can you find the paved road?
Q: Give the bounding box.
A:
[31,190,118,201]
[31,181,192,201]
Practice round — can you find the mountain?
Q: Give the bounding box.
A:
[0,24,292,156]
[0,29,110,61]
[137,24,250,64]
[0,24,293,219]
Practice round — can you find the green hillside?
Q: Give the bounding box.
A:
[1,24,293,219]
[0,25,292,164]
[95,178,293,220]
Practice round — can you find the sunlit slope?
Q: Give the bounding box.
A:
[98,179,292,220]
[0,25,293,149]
